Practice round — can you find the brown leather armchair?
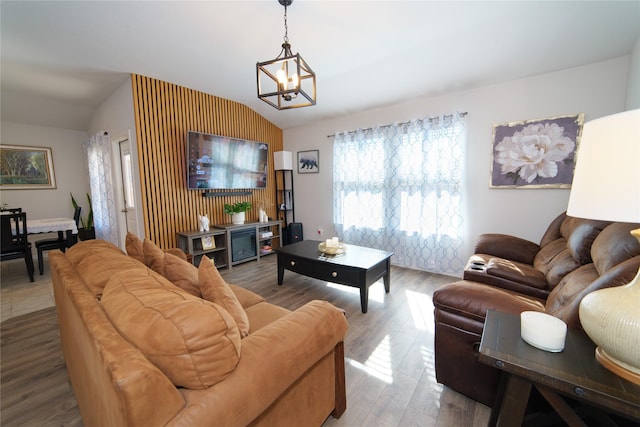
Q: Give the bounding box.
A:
[463,212,611,299]
[433,221,640,407]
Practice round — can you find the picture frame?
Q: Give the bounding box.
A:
[201,236,216,250]
[489,113,584,188]
[0,144,57,190]
[297,150,319,174]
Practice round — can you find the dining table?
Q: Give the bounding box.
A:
[28,217,79,247]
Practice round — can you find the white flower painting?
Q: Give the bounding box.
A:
[490,114,584,188]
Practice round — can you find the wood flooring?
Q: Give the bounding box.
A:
[1,254,490,426]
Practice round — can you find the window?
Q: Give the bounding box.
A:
[333,113,466,274]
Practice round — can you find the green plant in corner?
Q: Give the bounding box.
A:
[71,192,94,229]
[223,201,252,215]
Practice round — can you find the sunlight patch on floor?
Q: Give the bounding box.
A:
[346,335,393,384]
[326,281,386,303]
[405,289,435,331]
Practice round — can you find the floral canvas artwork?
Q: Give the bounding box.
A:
[490,113,584,188]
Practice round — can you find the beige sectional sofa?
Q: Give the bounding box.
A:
[50,238,348,426]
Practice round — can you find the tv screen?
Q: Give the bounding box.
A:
[187,131,268,190]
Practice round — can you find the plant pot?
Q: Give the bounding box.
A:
[231,212,245,225]
[78,228,96,241]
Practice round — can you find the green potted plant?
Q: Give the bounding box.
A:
[71,192,95,240]
[223,201,251,225]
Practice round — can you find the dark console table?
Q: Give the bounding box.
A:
[276,240,393,313]
[479,310,640,426]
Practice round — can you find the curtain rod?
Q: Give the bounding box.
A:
[326,111,467,138]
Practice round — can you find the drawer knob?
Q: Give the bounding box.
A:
[290,261,295,266]
[332,272,338,278]
[574,387,585,396]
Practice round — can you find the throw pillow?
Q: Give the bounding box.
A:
[125,232,145,264]
[143,238,201,298]
[164,253,201,298]
[199,257,250,337]
[101,270,241,389]
[143,238,166,275]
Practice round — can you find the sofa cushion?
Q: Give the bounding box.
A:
[66,239,126,266]
[143,238,166,275]
[538,212,567,247]
[125,232,145,263]
[546,256,640,329]
[199,257,250,337]
[142,238,202,297]
[229,284,266,310]
[101,269,241,389]
[591,223,640,275]
[561,217,610,265]
[533,238,566,274]
[74,251,146,298]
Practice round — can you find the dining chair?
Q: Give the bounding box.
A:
[35,206,81,275]
[0,212,35,282]
[2,207,22,214]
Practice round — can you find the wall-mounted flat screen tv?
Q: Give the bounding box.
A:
[187,131,268,190]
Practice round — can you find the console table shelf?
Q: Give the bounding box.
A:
[177,220,282,270]
[176,229,227,268]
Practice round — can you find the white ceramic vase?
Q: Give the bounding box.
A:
[578,230,640,383]
[231,212,245,225]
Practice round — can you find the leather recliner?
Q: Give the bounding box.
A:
[463,212,611,299]
[433,220,640,407]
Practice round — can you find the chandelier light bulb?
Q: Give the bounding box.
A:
[277,69,287,87]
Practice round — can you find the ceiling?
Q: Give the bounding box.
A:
[1,1,639,132]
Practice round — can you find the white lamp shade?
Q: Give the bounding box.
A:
[567,109,640,223]
[274,151,293,170]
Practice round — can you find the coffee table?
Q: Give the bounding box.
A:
[479,310,640,426]
[276,240,393,313]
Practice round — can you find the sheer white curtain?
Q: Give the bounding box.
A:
[333,113,466,275]
[84,132,118,245]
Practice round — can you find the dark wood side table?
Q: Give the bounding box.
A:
[276,240,393,313]
[479,310,640,426]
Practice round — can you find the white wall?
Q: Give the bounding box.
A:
[626,36,640,109]
[0,121,89,219]
[88,77,143,246]
[283,56,630,267]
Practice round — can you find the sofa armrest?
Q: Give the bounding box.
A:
[165,248,188,261]
[169,300,348,427]
[474,233,540,265]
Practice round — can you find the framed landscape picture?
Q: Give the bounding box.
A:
[489,113,584,188]
[0,145,57,190]
[297,150,319,173]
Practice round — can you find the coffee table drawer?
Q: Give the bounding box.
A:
[283,256,360,285]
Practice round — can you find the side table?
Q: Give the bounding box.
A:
[479,310,640,426]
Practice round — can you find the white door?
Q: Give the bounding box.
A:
[118,139,139,241]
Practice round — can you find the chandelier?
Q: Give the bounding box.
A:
[256,0,316,110]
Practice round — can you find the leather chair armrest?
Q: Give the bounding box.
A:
[171,300,348,427]
[474,233,540,265]
[433,281,545,324]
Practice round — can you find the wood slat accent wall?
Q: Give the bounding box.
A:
[131,74,283,249]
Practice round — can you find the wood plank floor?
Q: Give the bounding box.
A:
[1,254,490,426]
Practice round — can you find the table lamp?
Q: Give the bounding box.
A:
[566,108,640,384]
